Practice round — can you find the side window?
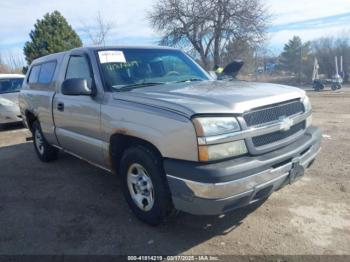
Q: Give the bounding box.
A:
[28,65,41,83]
[65,56,92,80]
[38,62,56,84]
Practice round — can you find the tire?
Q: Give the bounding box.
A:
[119,145,173,225]
[313,82,323,92]
[32,121,59,162]
[331,84,337,91]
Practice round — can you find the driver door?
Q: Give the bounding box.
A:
[53,52,105,166]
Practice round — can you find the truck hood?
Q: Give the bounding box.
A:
[113,80,305,116]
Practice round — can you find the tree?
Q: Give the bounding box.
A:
[221,37,257,74]
[5,52,25,73]
[0,51,24,73]
[280,36,312,82]
[149,0,268,69]
[81,11,113,46]
[24,11,82,64]
[0,52,10,73]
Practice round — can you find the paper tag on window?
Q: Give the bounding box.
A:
[98,51,126,63]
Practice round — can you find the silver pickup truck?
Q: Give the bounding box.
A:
[19,46,321,225]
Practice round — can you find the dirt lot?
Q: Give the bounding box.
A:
[0,87,349,256]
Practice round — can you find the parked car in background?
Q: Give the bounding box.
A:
[0,74,25,126]
[19,46,321,225]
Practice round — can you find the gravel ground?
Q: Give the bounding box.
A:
[0,87,349,256]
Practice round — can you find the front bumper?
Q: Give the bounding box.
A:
[164,126,321,215]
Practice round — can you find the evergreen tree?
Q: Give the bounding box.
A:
[280,36,311,76]
[24,11,82,64]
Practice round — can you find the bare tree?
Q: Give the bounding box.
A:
[0,52,10,73]
[0,51,25,73]
[82,11,113,46]
[6,52,25,73]
[149,0,269,69]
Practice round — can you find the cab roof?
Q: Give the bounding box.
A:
[73,45,179,52]
[30,45,179,65]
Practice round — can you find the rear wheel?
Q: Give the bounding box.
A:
[119,145,173,225]
[32,121,59,162]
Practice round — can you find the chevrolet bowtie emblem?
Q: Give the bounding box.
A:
[279,116,293,131]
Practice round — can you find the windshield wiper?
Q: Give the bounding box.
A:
[114,82,165,91]
[175,78,204,83]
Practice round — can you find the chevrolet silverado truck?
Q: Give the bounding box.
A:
[19,46,321,225]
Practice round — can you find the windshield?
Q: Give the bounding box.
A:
[97,49,209,91]
[0,78,24,94]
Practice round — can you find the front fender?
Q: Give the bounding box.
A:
[101,99,198,162]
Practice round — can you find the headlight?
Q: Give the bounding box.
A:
[192,117,240,136]
[192,116,247,161]
[302,96,312,127]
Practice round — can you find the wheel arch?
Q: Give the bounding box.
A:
[109,133,163,174]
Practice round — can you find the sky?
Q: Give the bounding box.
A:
[0,0,350,63]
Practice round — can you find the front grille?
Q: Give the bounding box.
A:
[252,121,306,147]
[243,100,304,127]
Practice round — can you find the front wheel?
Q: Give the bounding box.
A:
[119,145,173,225]
[32,121,59,162]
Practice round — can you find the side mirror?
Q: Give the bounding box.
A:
[61,78,92,96]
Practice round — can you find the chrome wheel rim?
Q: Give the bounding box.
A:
[34,129,44,155]
[127,163,155,212]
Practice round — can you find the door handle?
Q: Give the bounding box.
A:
[57,102,64,112]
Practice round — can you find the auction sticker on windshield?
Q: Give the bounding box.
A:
[98,51,126,63]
